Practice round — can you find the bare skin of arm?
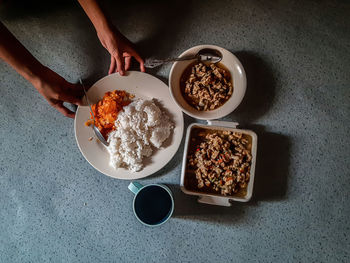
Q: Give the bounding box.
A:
[0,21,83,118]
[0,1,143,118]
[77,0,145,75]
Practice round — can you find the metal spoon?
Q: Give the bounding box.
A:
[79,78,109,147]
[144,48,222,68]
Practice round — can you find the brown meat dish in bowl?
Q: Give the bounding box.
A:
[185,128,252,196]
[180,62,233,111]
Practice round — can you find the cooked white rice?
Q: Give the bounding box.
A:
[107,99,173,172]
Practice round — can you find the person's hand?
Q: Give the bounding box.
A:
[32,67,83,118]
[96,25,145,75]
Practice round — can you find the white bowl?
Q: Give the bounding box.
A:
[169,45,247,120]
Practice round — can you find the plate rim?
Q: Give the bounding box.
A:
[74,71,184,180]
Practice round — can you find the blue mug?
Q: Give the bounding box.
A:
[128,182,174,227]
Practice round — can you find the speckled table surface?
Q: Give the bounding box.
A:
[0,0,349,262]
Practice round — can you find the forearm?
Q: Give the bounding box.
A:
[0,21,45,85]
[77,0,111,33]
[77,0,144,74]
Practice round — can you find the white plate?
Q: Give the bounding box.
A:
[169,44,246,120]
[74,71,184,180]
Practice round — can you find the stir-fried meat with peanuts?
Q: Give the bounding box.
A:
[188,130,252,196]
[182,62,233,111]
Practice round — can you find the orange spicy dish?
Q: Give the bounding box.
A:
[85,90,133,139]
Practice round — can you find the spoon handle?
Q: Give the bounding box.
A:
[79,78,110,147]
[144,55,197,68]
[79,79,95,122]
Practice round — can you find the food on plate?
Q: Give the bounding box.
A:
[180,62,233,111]
[107,99,174,172]
[186,128,251,196]
[85,90,133,139]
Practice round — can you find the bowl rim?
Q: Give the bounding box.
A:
[169,44,247,120]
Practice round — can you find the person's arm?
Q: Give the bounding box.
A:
[77,0,145,75]
[0,21,82,118]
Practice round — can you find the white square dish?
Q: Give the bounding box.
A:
[180,121,258,206]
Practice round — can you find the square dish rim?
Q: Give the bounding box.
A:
[180,122,258,202]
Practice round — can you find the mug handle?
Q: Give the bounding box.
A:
[128,182,143,195]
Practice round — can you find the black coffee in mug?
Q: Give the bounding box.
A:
[134,185,173,226]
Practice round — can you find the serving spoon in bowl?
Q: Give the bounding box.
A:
[79,78,109,147]
[144,48,222,69]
